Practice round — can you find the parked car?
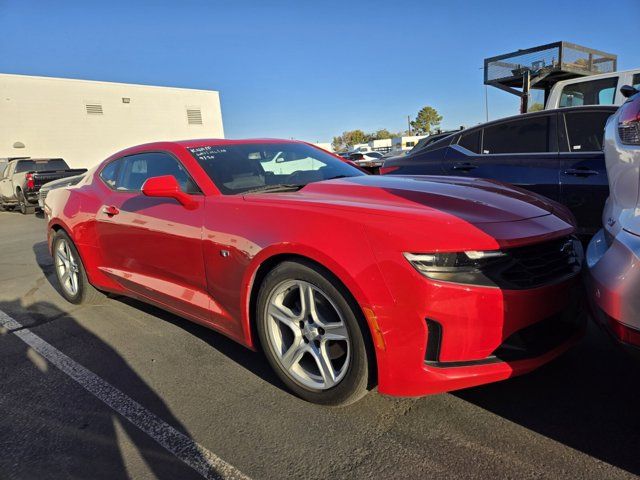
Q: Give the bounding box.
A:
[0,158,87,214]
[381,106,617,237]
[46,139,584,405]
[586,85,640,356]
[382,130,461,165]
[38,173,85,209]
[409,129,462,154]
[348,151,384,173]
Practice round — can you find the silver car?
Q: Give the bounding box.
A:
[586,85,640,354]
[38,173,85,209]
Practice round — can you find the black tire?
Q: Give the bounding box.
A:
[256,260,372,406]
[51,230,105,305]
[18,190,35,215]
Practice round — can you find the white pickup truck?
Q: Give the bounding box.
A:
[545,68,640,110]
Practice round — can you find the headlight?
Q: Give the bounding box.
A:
[403,250,507,287]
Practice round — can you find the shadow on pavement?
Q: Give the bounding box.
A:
[0,298,217,480]
[32,239,286,393]
[455,321,640,475]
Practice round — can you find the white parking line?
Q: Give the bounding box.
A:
[0,310,250,480]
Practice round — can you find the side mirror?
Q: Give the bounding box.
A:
[142,175,197,209]
[621,85,639,99]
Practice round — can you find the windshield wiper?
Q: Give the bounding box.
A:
[242,184,305,194]
[325,175,351,180]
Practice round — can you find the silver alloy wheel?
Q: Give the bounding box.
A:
[265,280,351,391]
[55,238,79,296]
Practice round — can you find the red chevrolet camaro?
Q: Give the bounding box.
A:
[45,139,585,405]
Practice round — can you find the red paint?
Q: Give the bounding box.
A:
[46,139,582,397]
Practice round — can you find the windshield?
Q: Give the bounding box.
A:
[188,142,365,194]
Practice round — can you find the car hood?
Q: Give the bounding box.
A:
[244,175,558,225]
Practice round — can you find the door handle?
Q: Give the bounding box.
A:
[102,205,120,216]
[453,163,478,171]
[564,168,599,177]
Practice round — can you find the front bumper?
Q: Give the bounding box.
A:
[586,228,640,354]
[371,274,584,397]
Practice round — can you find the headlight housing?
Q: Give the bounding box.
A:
[403,250,508,287]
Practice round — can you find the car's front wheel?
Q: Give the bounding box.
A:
[52,231,104,304]
[256,260,371,406]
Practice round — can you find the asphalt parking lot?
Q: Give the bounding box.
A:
[0,211,639,480]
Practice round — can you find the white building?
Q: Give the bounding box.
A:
[369,138,393,153]
[351,143,370,153]
[0,73,224,168]
[392,135,428,152]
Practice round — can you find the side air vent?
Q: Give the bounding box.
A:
[86,103,104,115]
[187,108,203,125]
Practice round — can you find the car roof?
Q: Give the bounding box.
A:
[551,67,640,87]
[458,105,618,134]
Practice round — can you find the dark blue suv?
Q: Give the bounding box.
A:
[380,106,617,236]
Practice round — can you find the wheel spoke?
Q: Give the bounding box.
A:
[268,302,300,332]
[299,283,319,322]
[281,339,307,370]
[56,250,67,265]
[322,322,349,342]
[69,272,78,294]
[310,343,336,388]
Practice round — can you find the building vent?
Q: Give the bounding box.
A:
[187,108,203,125]
[86,104,104,115]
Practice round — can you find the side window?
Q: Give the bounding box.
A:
[115,152,198,193]
[563,111,612,152]
[6,162,17,176]
[482,116,550,154]
[633,73,640,90]
[3,162,14,178]
[457,130,481,153]
[559,77,619,107]
[100,159,121,189]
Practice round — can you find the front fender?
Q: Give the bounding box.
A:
[240,240,395,343]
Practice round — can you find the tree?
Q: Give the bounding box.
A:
[410,106,442,135]
[332,129,371,151]
[373,129,393,140]
[528,102,544,112]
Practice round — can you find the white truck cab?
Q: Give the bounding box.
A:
[546,68,640,110]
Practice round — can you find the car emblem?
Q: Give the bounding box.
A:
[607,217,616,227]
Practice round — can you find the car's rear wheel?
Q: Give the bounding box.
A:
[52,231,104,305]
[18,191,34,215]
[256,260,371,406]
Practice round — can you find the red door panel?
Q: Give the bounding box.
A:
[95,192,210,322]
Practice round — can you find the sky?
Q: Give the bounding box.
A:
[1,0,639,143]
